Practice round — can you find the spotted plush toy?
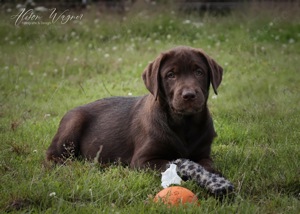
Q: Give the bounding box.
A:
[171,159,234,197]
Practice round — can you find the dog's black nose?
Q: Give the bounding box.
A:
[182,90,196,101]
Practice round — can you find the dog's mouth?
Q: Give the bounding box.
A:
[168,94,206,115]
[170,105,203,115]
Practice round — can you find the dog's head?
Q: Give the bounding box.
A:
[142,46,223,115]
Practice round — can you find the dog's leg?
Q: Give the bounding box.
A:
[46,110,87,163]
[170,159,234,197]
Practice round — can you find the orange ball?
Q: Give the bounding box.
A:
[154,186,199,207]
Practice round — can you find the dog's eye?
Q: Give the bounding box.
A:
[166,71,175,79]
[194,69,204,76]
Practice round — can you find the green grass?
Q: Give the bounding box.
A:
[1,3,300,213]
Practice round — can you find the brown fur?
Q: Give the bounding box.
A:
[46,46,223,173]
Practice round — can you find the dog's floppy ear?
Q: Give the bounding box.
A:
[142,53,166,100]
[197,49,223,95]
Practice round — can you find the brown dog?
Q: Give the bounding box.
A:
[46,46,223,174]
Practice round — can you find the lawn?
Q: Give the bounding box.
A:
[0,2,299,213]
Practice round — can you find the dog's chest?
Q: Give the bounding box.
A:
[171,123,207,156]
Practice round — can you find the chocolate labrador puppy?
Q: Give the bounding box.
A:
[46,46,234,196]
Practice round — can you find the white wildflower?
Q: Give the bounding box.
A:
[44,113,51,118]
[288,38,295,44]
[34,6,47,12]
[49,192,56,197]
[183,20,191,24]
